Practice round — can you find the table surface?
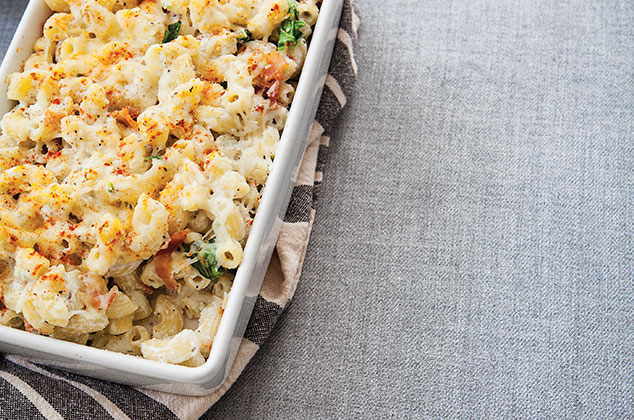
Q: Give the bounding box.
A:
[1,1,632,419]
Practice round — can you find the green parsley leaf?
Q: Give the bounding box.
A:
[145,156,163,161]
[184,241,225,283]
[162,21,182,43]
[277,1,306,51]
[107,183,114,193]
[237,28,252,47]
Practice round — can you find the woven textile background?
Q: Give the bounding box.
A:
[208,0,633,418]
[1,0,633,419]
[0,1,358,419]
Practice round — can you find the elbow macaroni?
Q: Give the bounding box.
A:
[0,0,319,365]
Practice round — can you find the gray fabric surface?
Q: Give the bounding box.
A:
[205,0,634,418]
[1,0,632,418]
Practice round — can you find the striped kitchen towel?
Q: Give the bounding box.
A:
[0,1,359,419]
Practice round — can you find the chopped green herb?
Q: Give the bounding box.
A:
[107,183,114,193]
[184,241,225,283]
[145,155,163,161]
[236,28,252,46]
[76,73,85,77]
[277,1,306,51]
[162,21,181,43]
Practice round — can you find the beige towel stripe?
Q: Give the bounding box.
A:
[337,28,358,75]
[0,370,64,420]
[295,124,324,186]
[325,75,348,107]
[7,357,132,420]
[276,210,316,300]
[141,339,259,420]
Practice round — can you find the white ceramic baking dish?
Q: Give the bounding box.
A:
[0,0,343,395]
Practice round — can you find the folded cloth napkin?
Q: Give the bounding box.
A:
[0,1,359,419]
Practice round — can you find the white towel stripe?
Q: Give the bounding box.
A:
[8,357,132,420]
[351,0,360,37]
[325,75,347,107]
[0,370,64,420]
[314,120,325,135]
[337,29,358,75]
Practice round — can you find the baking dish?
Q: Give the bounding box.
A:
[0,0,343,395]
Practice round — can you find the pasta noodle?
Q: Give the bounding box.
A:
[0,0,319,365]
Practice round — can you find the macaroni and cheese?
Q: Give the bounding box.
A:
[0,0,319,366]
